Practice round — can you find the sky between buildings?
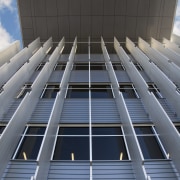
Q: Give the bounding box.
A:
[0,0,180,50]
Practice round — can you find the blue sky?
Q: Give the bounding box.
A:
[0,0,180,50]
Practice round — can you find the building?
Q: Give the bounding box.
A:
[0,0,180,179]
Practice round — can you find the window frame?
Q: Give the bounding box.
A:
[0,124,6,136]
[53,62,66,71]
[66,83,114,99]
[12,124,46,160]
[16,83,32,99]
[51,125,90,161]
[72,62,89,70]
[134,125,168,160]
[40,83,60,98]
[133,63,143,71]
[119,83,139,98]
[148,83,163,98]
[112,62,126,71]
[90,62,107,70]
[51,124,130,161]
[35,62,46,71]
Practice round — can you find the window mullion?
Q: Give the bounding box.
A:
[12,126,28,159]
[51,126,59,160]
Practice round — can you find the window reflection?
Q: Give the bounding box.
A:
[41,84,60,98]
[134,126,165,159]
[92,136,128,160]
[119,84,138,98]
[13,126,46,160]
[53,137,89,160]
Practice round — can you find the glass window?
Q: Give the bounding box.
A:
[66,85,89,98]
[91,85,113,98]
[53,127,89,160]
[59,127,89,135]
[134,126,165,159]
[41,84,60,98]
[92,127,128,160]
[92,136,128,160]
[134,63,143,71]
[119,84,138,98]
[16,84,32,98]
[148,84,163,98]
[35,62,46,71]
[175,126,180,133]
[66,84,113,98]
[73,63,89,70]
[112,63,125,70]
[26,127,46,135]
[90,63,106,70]
[13,126,46,160]
[54,63,66,70]
[15,136,44,160]
[92,127,122,135]
[0,85,3,94]
[53,136,89,160]
[0,126,5,135]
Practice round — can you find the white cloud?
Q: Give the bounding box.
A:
[0,0,13,11]
[175,2,180,17]
[0,23,14,50]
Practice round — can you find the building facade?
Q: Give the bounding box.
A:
[0,0,180,179]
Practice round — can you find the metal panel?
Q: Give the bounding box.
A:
[29,71,40,82]
[125,99,151,123]
[91,71,110,82]
[0,100,22,122]
[48,71,64,82]
[2,161,37,179]
[70,71,89,82]
[92,161,135,180]
[28,99,55,123]
[158,99,180,122]
[0,47,31,86]
[115,71,131,82]
[144,161,180,180]
[60,99,89,123]
[48,162,90,180]
[91,99,120,123]
[149,38,180,86]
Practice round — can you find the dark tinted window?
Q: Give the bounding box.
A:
[92,127,122,135]
[112,63,125,70]
[36,63,46,71]
[175,126,180,133]
[0,126,5,134]
[91,85,113,98]
[17,84,31,98]
[66,85,89,98]
[120,85,137,98]
[53,137,89,160]
[73,63,89,70]
[90,63,106,70]
[26,127,46,135]
[54,63,66,70]
[134,127,153,135]
[137,136,165,159]
[58,127,89,135]
[148,84,163,98]
[42,85,59,98]
[15,136,43,160]
[92,136,128,160]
